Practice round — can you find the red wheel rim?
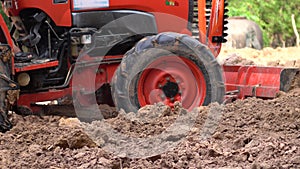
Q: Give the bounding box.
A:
[137,56,207,111]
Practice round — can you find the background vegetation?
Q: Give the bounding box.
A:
[227,0,300,47]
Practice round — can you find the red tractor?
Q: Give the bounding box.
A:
[0,0,297,132]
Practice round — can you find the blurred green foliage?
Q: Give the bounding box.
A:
[227,0,300,47]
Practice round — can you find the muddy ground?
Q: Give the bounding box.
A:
[1,47,300,168]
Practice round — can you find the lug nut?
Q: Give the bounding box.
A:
[166,77,170,81]
[170,97,175,102]
[158,84,163,88]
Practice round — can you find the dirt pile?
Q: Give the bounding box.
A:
[219,46,300,67]
[0,88,299,168]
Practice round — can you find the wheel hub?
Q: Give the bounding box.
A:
[161,81,179,98]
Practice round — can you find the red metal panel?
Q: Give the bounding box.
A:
[14,61,59,72]
[223,65,284,99]
[18,88,72,112]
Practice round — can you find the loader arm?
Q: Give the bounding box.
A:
[203,0,228,56]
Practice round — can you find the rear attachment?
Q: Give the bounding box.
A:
[223,65,299,102]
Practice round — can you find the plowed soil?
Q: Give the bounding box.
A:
[1,47,300,168]
[219,46,300,67]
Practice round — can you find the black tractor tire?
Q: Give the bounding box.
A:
[0,59,12,132]
[111,32,225,113]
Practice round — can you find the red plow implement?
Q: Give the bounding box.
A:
[223,65,299,102]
